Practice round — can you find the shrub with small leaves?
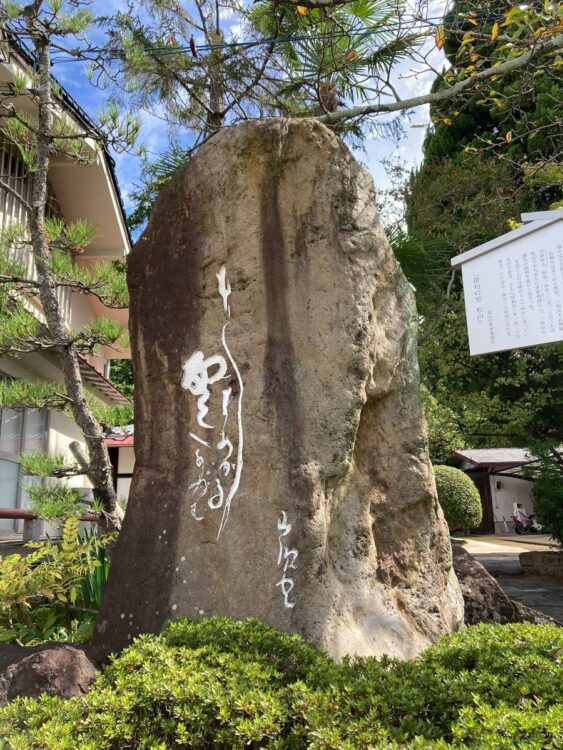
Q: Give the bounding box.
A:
[0,619,561,749]
[434,464,483,531]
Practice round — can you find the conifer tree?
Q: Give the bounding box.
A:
[0,0,138,529]
[99,0,563,227]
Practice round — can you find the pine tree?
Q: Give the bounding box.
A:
[0,1,138,529]
[100,0,563,227]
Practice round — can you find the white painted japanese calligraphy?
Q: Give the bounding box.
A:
[216,266,232,315]
[182,351,227,429]
[181,264,244,538]
[276,511,298,609]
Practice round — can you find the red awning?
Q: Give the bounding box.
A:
[105,435,134,448]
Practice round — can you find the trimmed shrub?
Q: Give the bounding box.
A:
[0,618,561,749]
[433,464,483,531]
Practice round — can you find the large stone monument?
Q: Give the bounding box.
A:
[95,119,463,658]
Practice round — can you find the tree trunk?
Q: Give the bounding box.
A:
[27,37,121,530]
[206,55,225,133]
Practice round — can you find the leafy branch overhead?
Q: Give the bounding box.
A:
[86,0,563,226]
[0,379,133,427]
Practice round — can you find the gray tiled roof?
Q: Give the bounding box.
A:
[454,448,533,467]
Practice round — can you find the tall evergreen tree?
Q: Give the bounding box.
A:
[93,0,563,226]
[402,0,563,454]
[0,1,138,528]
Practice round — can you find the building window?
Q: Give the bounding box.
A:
[0,382,47,533]
[0,141,33,233]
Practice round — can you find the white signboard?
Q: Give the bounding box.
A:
[452,215,563,355]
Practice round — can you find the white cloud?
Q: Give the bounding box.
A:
[227,23,243,40]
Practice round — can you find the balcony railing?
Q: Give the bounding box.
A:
[0,507,100,542]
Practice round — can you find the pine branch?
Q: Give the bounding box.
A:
[273,0,358,6]
[0,299,57,356]
[0,177,31,212]
[0,273,40,289]
[19,450,83,479]
[317,32,563,125]
[25,484,85,521]
[0,379,73,411]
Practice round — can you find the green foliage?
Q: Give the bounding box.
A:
[405,153,528,260]
[433,464,483,530]
[45,217,96,253]
[127,145,191,230]
[90,402,134,430]
[0,1,136,524]
[386,227,452,319]
[402,1,563,464]
[77,528,111,611]
[49,252,129,308]
[419,301,563,445]
[529,443,563,546]
[0,380,69,411]
[77,317,124,353]
[0,379,132,429]
[24,484,84,521]
[421,386,465,465]
[107,0,417,227]
[108,358,134,399]
[0,297,47,356]
[0,619,561,748]
[0,518,113,646]
[19,450,81,479]
[428,1,562,191]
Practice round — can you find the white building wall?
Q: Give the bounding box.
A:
[47,410,92,492]
[490,475,535,533]
[117,446,134,474]
[116,446,134,502]
[117,476,132,501]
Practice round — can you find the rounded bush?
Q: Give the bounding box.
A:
[0,618,561,749]
[433,464,483,530]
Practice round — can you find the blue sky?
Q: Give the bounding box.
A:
[51,0,446,228]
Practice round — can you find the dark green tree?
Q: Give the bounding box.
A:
[108,359,134,401]
[420,300,563,447]
[434,464,483,530]
[401,0,563,455]
[528,442,563,547]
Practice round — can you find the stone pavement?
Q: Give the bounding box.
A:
[457,535,563,623]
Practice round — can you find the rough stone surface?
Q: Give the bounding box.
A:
[452,544,558,625]
[520,550,563,578]
[0,646,98,705]
[95,119,463,658]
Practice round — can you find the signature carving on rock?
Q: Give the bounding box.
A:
[276,511,298,609]
[181,265,244,539]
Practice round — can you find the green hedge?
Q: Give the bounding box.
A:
[1,618,562,749]
[433,465,483,530]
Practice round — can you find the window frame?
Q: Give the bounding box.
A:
[0,374,48,534]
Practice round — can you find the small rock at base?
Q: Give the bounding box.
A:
[5,645,98,703]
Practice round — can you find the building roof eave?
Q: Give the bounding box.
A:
[78,355,130,406]
[2,29,132,250]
